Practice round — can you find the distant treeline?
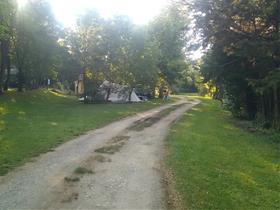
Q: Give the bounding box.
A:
[0,0,199,99]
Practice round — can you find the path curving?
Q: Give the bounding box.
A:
[0,97,200,210]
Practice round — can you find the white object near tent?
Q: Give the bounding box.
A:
[100,81,141,102]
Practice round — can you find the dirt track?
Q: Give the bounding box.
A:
[0,97,200,209]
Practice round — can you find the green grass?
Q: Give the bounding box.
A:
[0,89,168,175]
[166,97,280,209]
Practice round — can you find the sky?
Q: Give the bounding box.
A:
[17,0,203,59]
[48,0,171,27]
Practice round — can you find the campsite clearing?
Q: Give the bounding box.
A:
[0,89,173,175]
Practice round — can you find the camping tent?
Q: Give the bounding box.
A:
[100,81,141,102]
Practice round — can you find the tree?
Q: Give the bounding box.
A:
[0,0,16,93]
[149,4,190,97]
[124,26,159,100]
[0,0,194,104]
[186,0,280,128]
[14,0,63,91]
[72,13,160,102]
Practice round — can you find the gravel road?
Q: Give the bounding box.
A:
[0,97,200,210]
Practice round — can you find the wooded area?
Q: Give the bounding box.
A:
[184,0,280,129]
[0,0,198,101]
[1,0,280,130]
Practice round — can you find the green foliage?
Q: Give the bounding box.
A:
[65,6,194,100]
[1,0,196,99]
[13,0,70,90]
[0,0,15,40]
[167,97,280,209]
[0,0,16,92]
[149,4,190,89]
[189,0,280,128]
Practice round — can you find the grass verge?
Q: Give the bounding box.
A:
[0,89,169,175]
[166,97,280,209]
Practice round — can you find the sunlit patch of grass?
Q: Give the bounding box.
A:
[48,90,68,98]
[166,98,280,209]
[179,92,211,100]
[7,88,17,93]
[0,106,8,115]
[234,172,258,186]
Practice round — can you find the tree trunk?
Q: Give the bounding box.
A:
[18,66,24,92]
[261,94,265,119]
[106,87,111,102]
[0,41,9,94]
[277,0,280,35]
[4,56,11,91]
[0,42,4,94]
[159,85,164,99]
[83,71,87,104]
[273,84,279,120]
[268,89,273,120]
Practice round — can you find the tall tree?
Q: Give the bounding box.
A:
[13,0,62,91]
[0,0,15,93]
[149,4,189,97]
[187,0,280,128]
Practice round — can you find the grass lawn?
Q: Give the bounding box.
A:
[166,97,280,209]
[0,89,169,175]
